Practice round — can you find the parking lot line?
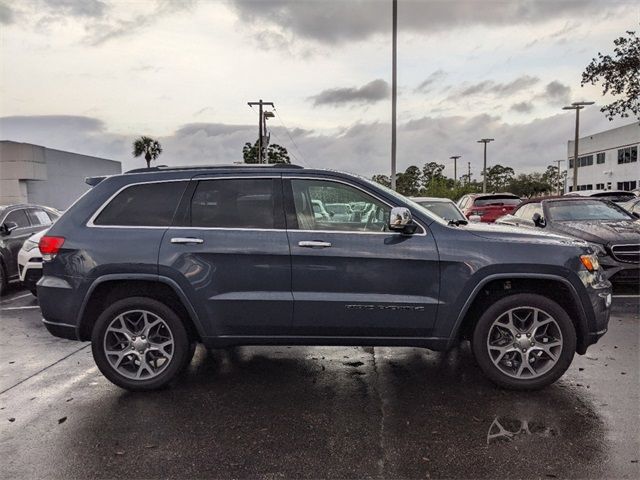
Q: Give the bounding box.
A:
[0,293,32,305]
[0,306,41,311]
[612,294,640,298]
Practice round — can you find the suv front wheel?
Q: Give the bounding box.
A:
[472,293,576,390]
[91,297,190,391]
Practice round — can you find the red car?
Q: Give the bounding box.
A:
[457,193,522,223]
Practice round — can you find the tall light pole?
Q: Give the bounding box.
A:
[562,101,594,192]
[248,99,275,163]
[450,155,461,184]
[477,138,494,193]
[555,159,565,195]
[390,0,398,190]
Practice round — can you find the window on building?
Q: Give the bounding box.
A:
[190,179,280,229]
[569,155,595,168]
[617,180,638,191]
[94,181,187,226]
[568,159,573,169]
[595,183,605,190]
[618,146,638,164]
[596,152,605,164]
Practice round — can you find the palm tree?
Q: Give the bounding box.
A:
[132,136,163,168]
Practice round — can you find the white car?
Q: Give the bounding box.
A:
[17,229,47,296]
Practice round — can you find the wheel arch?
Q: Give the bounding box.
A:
[449,273,590,354]
[77,274,205,342]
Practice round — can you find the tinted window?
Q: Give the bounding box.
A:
[290,179,390,232]
[474,196,521,207]
[514,204,532,218]
[4,209,30,228]
[94,181,187,226]
[191,179,279,229]
[27,209,53,226]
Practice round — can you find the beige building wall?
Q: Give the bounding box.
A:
[0,141,121,209]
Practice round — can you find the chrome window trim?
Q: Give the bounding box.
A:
[87,176,280,229]
[86,179,192,229]
[86,174,428,236]
[285,175,428,236]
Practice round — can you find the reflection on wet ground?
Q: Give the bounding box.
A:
[1,296,638,479]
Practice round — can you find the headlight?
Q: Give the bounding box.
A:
[586,242,607,256]
[23,240,39,252]
[580,254,600,272]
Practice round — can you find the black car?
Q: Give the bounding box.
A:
[497,197,640,284]
[0,204,60,295]
[37,164,611,391]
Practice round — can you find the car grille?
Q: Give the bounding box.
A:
[610,244,640,263]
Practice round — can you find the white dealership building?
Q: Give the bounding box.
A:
[0,141,121,210]
[566,122,639,193]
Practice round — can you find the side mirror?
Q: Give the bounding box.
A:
[1,222,18,235]
[389,207,417,234]
[532,213,546,228]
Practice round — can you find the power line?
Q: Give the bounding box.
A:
[272,107,309,166]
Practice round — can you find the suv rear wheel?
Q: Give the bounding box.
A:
[472,293,576,390]
[91,297,190,391]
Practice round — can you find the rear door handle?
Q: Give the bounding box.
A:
[171,237,204,245]
[298,240,332,248]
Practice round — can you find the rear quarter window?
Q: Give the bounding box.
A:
[93,181,188,226]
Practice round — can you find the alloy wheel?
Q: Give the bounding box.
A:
[103,310,174,380]
[486,307,563,379]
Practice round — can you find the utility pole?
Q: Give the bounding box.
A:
[477,138,494,193]
[390,0,398,191]
[450,155,461,184]
[555,159,565,195]
[248,99,275,163]
[562,101,593,192]
[467,162,471,185]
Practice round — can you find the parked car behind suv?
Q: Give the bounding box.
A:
[410,197,467,224]
[497,197,640,285]
[0,204,60,295]
[38,165,611,391]
[457,193,521,223]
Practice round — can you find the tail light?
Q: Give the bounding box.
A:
[39,236,65,261]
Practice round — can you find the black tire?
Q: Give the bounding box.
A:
[0,262,6,297]
[91,297,190,391]
[472,293,576,390]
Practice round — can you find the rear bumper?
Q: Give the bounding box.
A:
[38,275,83,340]
[42,318,79,340]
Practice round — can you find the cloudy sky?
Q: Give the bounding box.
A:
[0,0,638,179]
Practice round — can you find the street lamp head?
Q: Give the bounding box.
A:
[572,101,595,107]
[450,155,461,160]
[477,138,494,143]
[263,111,275,119]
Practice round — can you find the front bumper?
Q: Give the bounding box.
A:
[17,248,43,284]
[582,274,612,350]
[600,253,639,285]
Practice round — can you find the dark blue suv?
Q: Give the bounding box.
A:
[37,165,612,391]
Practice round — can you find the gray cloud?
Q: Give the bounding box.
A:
[41,0,108,18]
[1,108,629,177]
[458,75,540,98]
[415,70,447,93]
[229,0,616,46]
[310,79,390,107]
[542,80,572,105]
[510,101,534,113]
[0,1,14,24]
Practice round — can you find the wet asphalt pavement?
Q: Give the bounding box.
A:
[1,287,638,479]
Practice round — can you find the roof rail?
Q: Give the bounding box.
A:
[125,164,305,174]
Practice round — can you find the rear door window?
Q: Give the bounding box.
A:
[94,181,188,226]
[190,178,282,229]
[27,209,53,227]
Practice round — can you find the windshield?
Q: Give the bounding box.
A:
[591,192,635,203]
[547,200,634,221]
[416,201,466,221]
[474,196,521,207]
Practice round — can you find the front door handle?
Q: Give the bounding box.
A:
[171,237,204,245]
[298,240,332,248]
